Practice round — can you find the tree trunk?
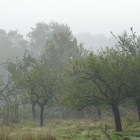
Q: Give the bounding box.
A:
[32,103,36,121]
[40,105,44,127]
[3,105,6,122]
[111,104,122,131]
[96,106,102,119]
[136,102,140,121]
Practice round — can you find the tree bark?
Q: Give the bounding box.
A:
[40,105,44,127]
[136,102,140,121]
[111,104,122,131]
[32,103,36,121]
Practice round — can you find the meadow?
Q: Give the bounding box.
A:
[0,117,140,140]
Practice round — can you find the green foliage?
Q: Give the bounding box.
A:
[64,47,131,107]
[62,28,140,131]
[44,22,83,69]
[28,22,49,50]
[1,23,140,133]
[28,21,84,66]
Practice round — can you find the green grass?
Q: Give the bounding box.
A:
[0,118,140,140]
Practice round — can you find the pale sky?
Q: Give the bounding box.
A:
[0,0,140,36]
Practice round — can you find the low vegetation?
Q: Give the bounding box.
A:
[0,117,140,140]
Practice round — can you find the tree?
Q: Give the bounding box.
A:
[28,56,60,126]
[0,29,28,79]
[62,73,103,119]
[28,22,84,117]
[44,22,83,70]
[0,29,27,59]
[112,28,140,121]
[43,22,85,113]
[28,21,83,64]
[129,56,140,121]
[27,22,48,56]
[68,47,131,131]
[6,50,60,126]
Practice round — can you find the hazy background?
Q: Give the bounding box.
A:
[0,0,140,50]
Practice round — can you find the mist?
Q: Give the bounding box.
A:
[0,0,140,138]
[0,0,140,36]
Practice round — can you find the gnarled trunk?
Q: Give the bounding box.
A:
[111,104,122,131]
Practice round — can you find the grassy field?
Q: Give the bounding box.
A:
[0,118,140,140]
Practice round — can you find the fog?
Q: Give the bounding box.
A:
[0,0,140,37]
[1,0,140,134]
[0,0,140,61]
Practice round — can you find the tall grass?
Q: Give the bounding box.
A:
[0,117,139,140]
[0,127,57,140]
